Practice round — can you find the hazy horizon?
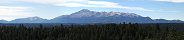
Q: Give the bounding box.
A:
[0,0,184,21]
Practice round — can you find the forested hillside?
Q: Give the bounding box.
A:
[0,23,183,40]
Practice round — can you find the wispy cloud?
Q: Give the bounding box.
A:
[16,0,153,11]
[0,6,33,21]
[155,0,184,3]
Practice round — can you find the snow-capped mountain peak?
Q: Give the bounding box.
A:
[79,9,91,12]
[68,9,142,18]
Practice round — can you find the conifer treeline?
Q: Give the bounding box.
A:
[0,23,183,40]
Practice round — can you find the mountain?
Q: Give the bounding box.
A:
[51,9,184,23]
[0,9,183,23]
[10,16,48,23]
[66,9,142,18]
[153,19,184,23]
[0,20,8,23]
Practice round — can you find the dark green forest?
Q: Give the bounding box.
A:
[0,23,184,40]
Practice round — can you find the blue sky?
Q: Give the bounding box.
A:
[0,0,184,21]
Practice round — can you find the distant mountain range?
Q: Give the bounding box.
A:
[1,9,184,23]
[9,16,48,23]
[0,20,8,23]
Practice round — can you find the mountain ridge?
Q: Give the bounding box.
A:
[0,9,184,23]
[9,16,49,23]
